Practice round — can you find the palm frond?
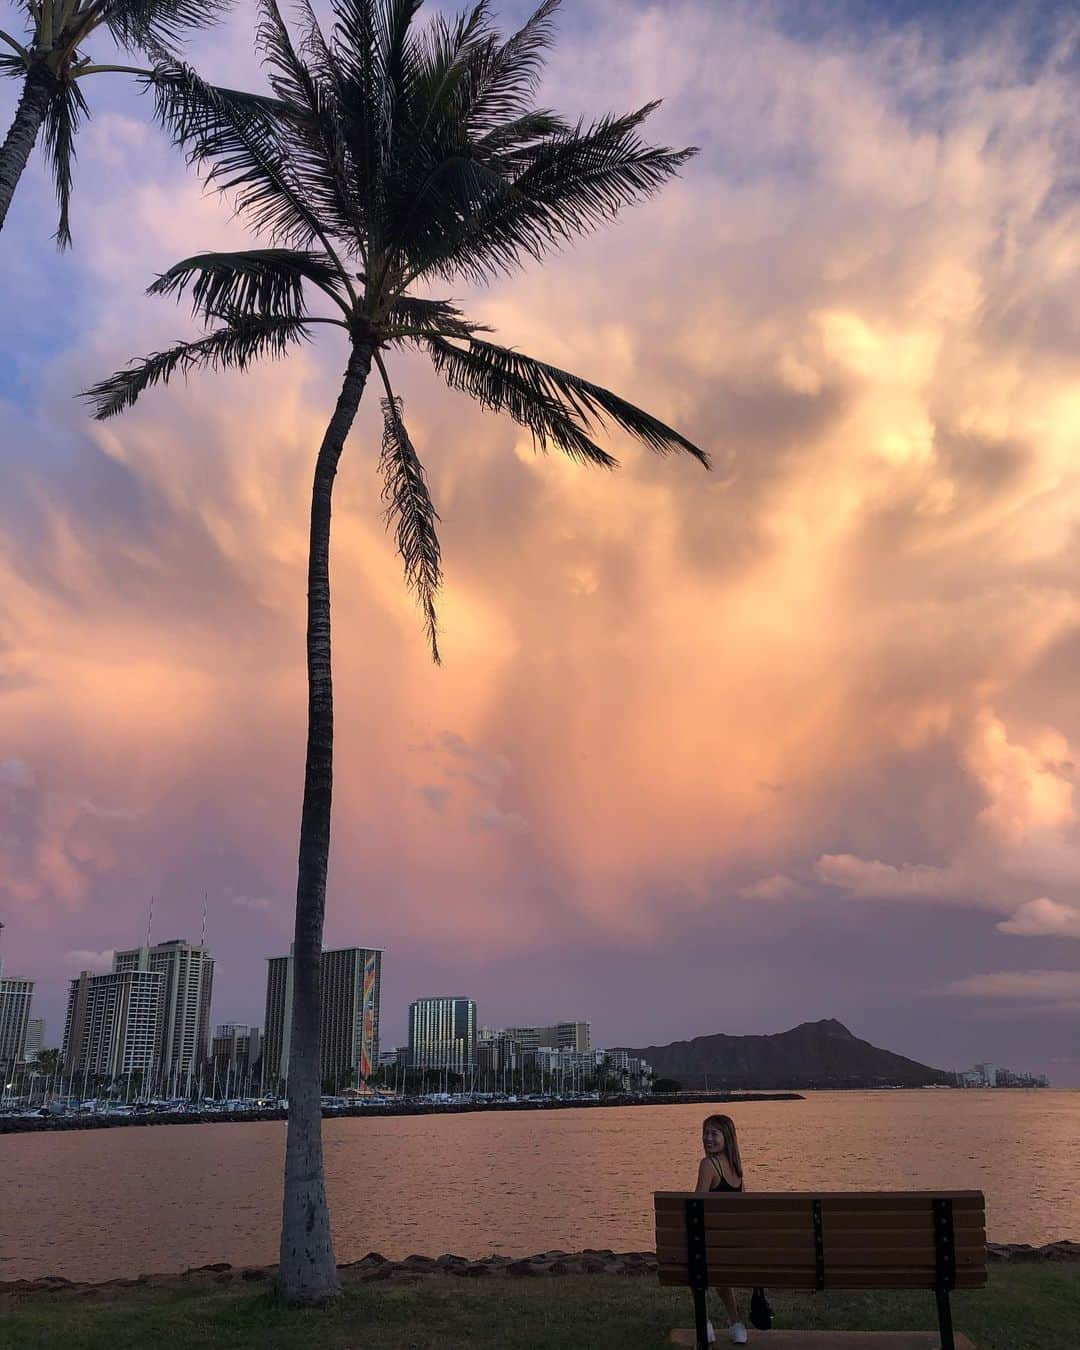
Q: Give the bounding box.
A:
[407,102,697,285]
[327,0,386,243]
[424,334,709,467]
[146,248,346,320]
[463,0,561,136]
[148,60,327,250]
[41,70,89,249]
[256,0,368,251]
[472,109,570,168]
[104,0,231,58]
[379,393,443,663]
[406,0,490,144]
[83,315,312,420]
[387,294,488,339]
[422,332,618,469]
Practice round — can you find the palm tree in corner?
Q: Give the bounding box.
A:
[0,0,230,245]
[85,0,708,1304]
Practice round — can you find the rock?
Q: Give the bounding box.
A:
[461,1263,493,1277]
[240,1268,268,1281]
[506,1260,551,1277]
[357,1262,399,1282]
[1036,1241,1080,1261]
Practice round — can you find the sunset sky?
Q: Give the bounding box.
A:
[1,0,1078,1083]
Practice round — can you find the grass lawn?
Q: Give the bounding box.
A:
[4,1267,1076,1350]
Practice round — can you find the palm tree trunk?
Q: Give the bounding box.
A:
[0,65,58,236]
[279,338,374,1306]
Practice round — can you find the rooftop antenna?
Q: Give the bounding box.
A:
[146,896,154,950]
[201,894,207,948]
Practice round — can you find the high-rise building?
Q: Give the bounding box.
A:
[505,1021,590,1052]
[62,968,163,1081]
[0,955,35,1080]
[263,946,381,1092]
[211,1023,261,1093]
[409,997,477,1073]
[113,940,215,1085]
[22,1016,45,1061]
[478,1030,519,1076]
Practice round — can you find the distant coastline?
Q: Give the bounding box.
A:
[0,1091,802,1135]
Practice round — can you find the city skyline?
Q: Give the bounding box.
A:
[1,918,1056,1086]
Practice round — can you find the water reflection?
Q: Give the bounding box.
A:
[3,1091,1076,1281]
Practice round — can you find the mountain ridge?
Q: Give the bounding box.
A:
[619,1017,951,1089]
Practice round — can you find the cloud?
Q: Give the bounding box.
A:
[738,874,809,901]
[0,758,31,786]
[815,855,963,899]
[77,799,141,821]
[473,804,531,835]
[2,1,1080,1076]
[231,895,271,913]
[63,949,115,973]
[997,898,1080,939]
[931,970,1080,1001]
[418,785,449,813]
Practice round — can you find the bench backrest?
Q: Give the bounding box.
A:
[654,1191,987,1291]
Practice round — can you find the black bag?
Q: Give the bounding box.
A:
[749,1286,773,1331]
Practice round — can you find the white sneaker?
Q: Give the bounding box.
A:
[729,1323,748,1345]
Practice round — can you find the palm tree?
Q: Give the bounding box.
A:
[0,0,229,245]
[84,0,708,1304]
[33,1046,61,1078]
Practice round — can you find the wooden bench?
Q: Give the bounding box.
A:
[654,1190,986,1350]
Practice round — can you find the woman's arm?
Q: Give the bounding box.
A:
[695,1157,715,1193]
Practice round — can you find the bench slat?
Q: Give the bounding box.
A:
[657,1265,988,1290]
[820,1213,985,1232]
[653,1215,982,1236]
[655,1239,986,1263]
[655,1215,985,1239]
[654,1191,983,1209]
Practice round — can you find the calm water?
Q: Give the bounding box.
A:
[3,1091,1078,1282]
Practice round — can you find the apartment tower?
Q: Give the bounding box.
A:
[211,1023,262,1093]
[114,940,215,1086]
[263,946,382,1092]
[505,1021,591,1052]
[409,997,477,1073]
[0,955,35,1081]
[61,967,163,1081]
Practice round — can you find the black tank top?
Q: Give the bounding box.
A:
[708,1158,743,1192]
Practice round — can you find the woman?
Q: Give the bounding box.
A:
[695,1114,748,1345]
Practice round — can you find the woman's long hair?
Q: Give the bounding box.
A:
[702,1114,743,1180]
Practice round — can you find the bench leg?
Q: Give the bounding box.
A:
[935,1286,955,1350]
[692,1285,709,1349]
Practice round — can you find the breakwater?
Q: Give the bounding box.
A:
[4,1240,1078,1299]
[0,1090,802,1134]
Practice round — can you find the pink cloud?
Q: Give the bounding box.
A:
[997,898,1080,939]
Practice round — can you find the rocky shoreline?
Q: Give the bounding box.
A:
[0,1091,802,1135]
[4,1241,1078,1299]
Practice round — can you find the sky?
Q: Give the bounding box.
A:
[1,0,1079,1082]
